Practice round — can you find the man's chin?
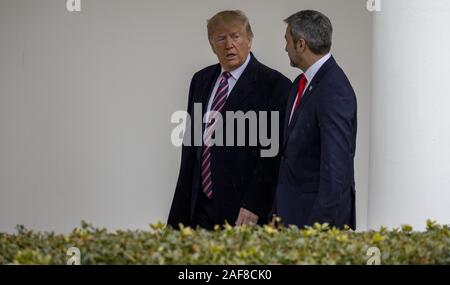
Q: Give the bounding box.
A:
[223,61,243,71]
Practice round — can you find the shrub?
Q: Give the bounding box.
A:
[0,220,449,265]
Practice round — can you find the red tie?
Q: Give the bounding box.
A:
[293,74,307,113]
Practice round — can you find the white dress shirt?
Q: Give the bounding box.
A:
[289,53,332,124]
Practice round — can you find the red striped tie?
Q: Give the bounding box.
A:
[201,72,231,199]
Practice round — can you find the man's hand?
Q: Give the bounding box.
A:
[235,208,258,226]
[269,214,279,228]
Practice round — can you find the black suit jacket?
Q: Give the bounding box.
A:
[276,56,357,229]
[168,54,292,228]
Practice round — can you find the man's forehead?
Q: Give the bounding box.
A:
[285,26,292,37]
[214,22,245,33]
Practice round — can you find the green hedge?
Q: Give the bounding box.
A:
[1,220,449,265]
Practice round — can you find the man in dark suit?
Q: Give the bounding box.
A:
[168,10,291,230]
[275,10,357,229]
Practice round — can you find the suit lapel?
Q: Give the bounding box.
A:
[283,81,299,146]
[193,54,258,165]
[197,53,258,116]
[223,54,258,112]
[193,65,220,163]
[287,80,316,133]
[283,56,337,148]
[198,66,221,115]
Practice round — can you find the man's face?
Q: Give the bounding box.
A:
[210,22,252,72]
[285,25,300,68]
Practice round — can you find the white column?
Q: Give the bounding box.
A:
[369,0,450,229]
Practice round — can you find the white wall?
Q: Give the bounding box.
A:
[0,0,372,233]
[369,0,450,230]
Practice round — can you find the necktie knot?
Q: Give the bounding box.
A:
[298,73,308,97]
[291,73,308,117]
[299,73,307,86]
[222,72,231,80]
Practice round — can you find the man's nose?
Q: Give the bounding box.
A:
[225,36,233,48]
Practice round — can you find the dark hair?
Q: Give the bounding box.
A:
[284,10,333,55]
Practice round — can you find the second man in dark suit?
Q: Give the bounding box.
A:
[275,10,357,229]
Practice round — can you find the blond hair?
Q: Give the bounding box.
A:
[207,10,254,42]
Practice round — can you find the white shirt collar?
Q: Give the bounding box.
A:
[303,53,331,83]
[288,53,331,124]
[222,53,251,80]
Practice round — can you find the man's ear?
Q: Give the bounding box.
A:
[247,38,253,50]
[295,38,305,52]
[209,42,217,55]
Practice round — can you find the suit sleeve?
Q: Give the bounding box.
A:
[307,82,356,226]
[240,74,292,223]
[167,73,198,229]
